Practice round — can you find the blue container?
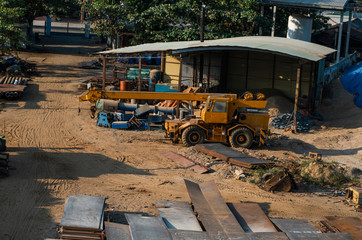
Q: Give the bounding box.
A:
[153,53,161,65]
[155,84,178,92]
[142,54,153,65]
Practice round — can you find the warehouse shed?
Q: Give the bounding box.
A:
[99,36,336,109]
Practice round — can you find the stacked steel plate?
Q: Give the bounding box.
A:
[59,195,105,240]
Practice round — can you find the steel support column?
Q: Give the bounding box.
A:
[336,11,344,62]
[207,53,211,92]
[138,54,142,91]
[293,63,302,133]
[345,10,352,58]
[102,55,106,91]
[177,56,183,118]
[161,51,165,82]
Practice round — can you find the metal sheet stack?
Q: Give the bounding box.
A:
[59,195,105,240]
[60,182,355,240]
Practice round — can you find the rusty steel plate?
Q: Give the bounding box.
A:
[195,143,271,168]
[324,216,361,240]
[168,229,210,240]
[60,195,105,230]
[163,151,210,174]
[246,232,289,240]
[156,201,202,231]
[125,214,172,240]
[227,203,277,233]
[104,222,131,240]
[184,180,247,239]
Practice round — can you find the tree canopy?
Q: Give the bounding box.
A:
[0,1,26,54]
[85,0,270,45]
[84,0,327,46]
[9,0,81,38]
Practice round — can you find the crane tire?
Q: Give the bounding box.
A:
[229,127,253,148]
[181,126,205,147]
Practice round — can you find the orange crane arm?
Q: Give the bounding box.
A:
[79,88,237,103]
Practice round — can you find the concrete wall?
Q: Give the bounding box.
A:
[287,14,313,42]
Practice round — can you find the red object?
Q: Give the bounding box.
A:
[120,81,127,91]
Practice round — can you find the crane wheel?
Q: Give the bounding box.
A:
[229,127,253,148]
[181,126,205,147]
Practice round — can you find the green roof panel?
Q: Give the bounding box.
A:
[99,36,336,62]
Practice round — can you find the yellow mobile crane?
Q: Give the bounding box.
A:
[79,88,269,148]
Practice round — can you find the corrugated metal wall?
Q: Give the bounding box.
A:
[164,52,222,88]
[163,50,314,100]
[226,50,313,99]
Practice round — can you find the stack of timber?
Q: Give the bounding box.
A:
[195,143,272,168]
[59,195,105,240]
[101,179,355,240]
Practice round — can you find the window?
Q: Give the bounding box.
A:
[212,101,227,112]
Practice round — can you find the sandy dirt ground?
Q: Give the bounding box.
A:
[0,35,360,239]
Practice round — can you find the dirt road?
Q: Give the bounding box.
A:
[0,35,360,239]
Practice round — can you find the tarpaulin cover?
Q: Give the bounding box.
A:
[340,61,362,108]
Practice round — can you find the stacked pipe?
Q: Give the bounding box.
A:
[95,99,183,116]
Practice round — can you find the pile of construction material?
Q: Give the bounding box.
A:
[270,112,315,132]
[93,87,199,130]
[58,180,358,240]
[96,101,175,130]
[78,66,152,91]
[0,55,35,76]
[0,55,34,100]
[58,195,105,239]
[95,98,192,130]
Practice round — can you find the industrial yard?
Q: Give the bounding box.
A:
[0,33,360,239]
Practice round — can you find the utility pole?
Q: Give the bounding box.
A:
[200,3,205,42]
[199,3,206,88]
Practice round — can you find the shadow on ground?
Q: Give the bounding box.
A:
[268,136,362,158]
[0,147,151,239]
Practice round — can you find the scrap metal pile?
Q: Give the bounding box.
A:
[57,180,358,240]
[270,112,315,132]
[96,101,176,130]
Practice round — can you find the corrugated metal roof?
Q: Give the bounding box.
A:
[98,36,336,62]
[99,40,198,55]
[259,0,356,11]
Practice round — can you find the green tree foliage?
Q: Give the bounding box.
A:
[85,0,327,45]
[10,0,80,38]
[84,0,128,43]
[126,0,267,44]
[0,1,26,54]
